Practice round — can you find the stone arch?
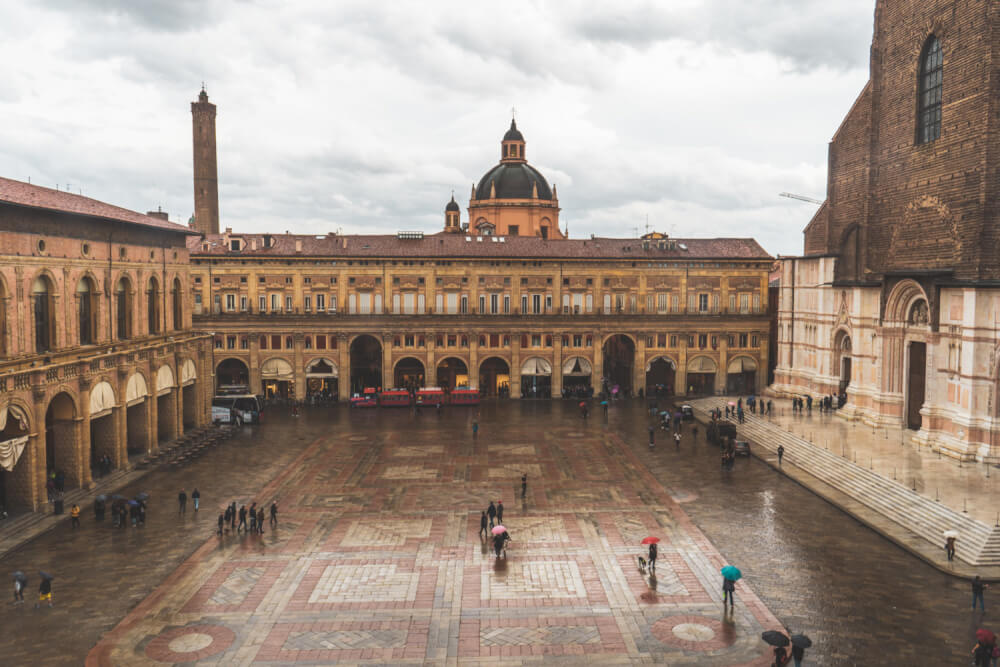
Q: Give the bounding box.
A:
[392,356,425,389]
[114,273,134,339]
[884,279,930,326]
[349,335,382,394]
[155,364,175,395]
[216,358,250,389]
[147,274,162,334]
[179,359,197,386]
[44,391,79,490]
[171,276,184,330]
[154,364,177,444]
[478,356,511,397]
[0,401,33,511]
[601,334,636,395]
[31,270,57,353]
[88,381,116,419]
[601,332,637,347]
[436,356,469,391]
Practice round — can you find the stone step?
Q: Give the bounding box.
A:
[693,399,999,565]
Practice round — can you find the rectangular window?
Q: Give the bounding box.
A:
[586,293,593,313]
[259,295,266,312]
[533,294,542,314]
[460,295,468,314]
[603,294,612,314]
[213,294,221,314]
[740,293,749,314]
[285,296,293,312]
[240,295,248,312]
[545,294,552,312]
[225,294,235,311]
[226,335,236,349]
[751,334,759,347]
[753,293,761,312]
[687,294,696,312]
[531,334,541,347]
[271,335,281,349]
[647,294,655,313]
[260,335,268,350]
[657,333,666,347]
[403,293,415,314]
[658,293,669,313]
[214,336,223,349]
[670,335,677,347]
[739,333,749,347]
[360,293,372,314]
[698,334,707,348]
[240,336,249,349]
[304,296,312,312]
[304,336,312,349]
[436,293,444,314]
[317,335,326,349]
[393,293,401,314]
[521,295,528,313]
[348,293,357,314]
[711,335,718,349]
[329,295,337,312]
[491,293,499,314]
[418,293,425,313]
[405,334,415,347]
[490,334,499,347]
[271,294,280,312]
[504,294,510,314]
[729,294,737,312]
[671,294,679,312]
[446,292,457,314]
[316,294,325,311]
[374,293,382,314]
[573,334,583,347]
[698,294,709,312]
[564,293,572,313]
[479,295,486,314]
[447,334,456,347]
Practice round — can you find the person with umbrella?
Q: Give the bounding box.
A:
[722,565,741,610]
[944,529,958,561]
[12,571,26,605]
[642,537,659,573]
[761,630,789,666]
[36,572,53,608]
[973,628,995,667]
[648,425,655,450]
[789,632,812,667]
[491,525,510,559]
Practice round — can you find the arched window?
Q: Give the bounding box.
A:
[31,275,55,353]
[147,276,161,335]
[171,278,183,330]
[0,280,6,356]
[77,276,98,345]
[917,36,943,144]
[116,277,132,340]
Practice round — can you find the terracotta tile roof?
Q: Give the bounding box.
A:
[188,232,772,261]
[0,176,196,235]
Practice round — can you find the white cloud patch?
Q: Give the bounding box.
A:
[0,0,874,256]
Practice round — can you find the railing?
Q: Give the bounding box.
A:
[195,307,769,321]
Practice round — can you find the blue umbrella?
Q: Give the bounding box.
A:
[659,410,670,415]
[127,500,140,507]
[600,401,608,406]
[721,565,742,581]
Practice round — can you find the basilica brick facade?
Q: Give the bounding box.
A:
[773,0,1000,460]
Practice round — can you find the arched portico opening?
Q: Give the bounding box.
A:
[562,357,593,398]
[0,404,31,512]
[479,357,510,397]
[350,335,382,394]
[156,364,177,443]
[77,276,98,346]
[261,358,294,399]
[125,372,150,456]
[602,335,635,397]
[393,357,425,390]
[686,356,717,396]
[44,392,77,493]
[88,381,117,477]
[726,357,757,395]
[180,359,198,429]
[306,358,338,402]
[645,357,676,397]
[520,357,552,399]
[436,357,468,391]
[216,358,250,391]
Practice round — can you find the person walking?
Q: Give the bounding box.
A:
[777,445,785,466]
[230,502,237,530]
[70,504,80,529]
[13,576,25,605]
[487,501,497,529]
[270,501,278,526]
[648,542,657,574]
[36,577,52,609]
[257,507,265,534]
[472,418,479,439]
[238,505,248,533]
[250,505,258,533]
[946,536,956,561]
[673,431,681,449]
[224,505,232,532]
[648,425,655,450]
[497,500,504,524]
[479,511,488,538]
[521,474,527,499]
[722,577,735,610]
[192,488,200,512]
[217,512,225,536]
[973,575,988,612]
[791,642,806,667]
[178,490,187,514]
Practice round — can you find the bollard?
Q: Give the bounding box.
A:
[964,498,968,514]
[935,487,939,501]
[995,511,998,527]
[912,479,916,492]
[893,467,896,480]
[870,457,873,470]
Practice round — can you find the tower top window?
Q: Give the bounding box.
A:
[917,36,942,145]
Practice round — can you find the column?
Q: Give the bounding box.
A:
[469,333,479,391]
[31,386,47,511]
[552,333,563,397]
[382,333,393,390]
[592,332,603,394]
[293,333,306,401]
[633,333,646,396]
[510,334,521,398]
[677,339,689,396]
[79,382,94,488]
[249,334,262,396]
[426,333,436,386]
[716,334,728,395]
[757,334,769,394]
[338,335,350,400]
[148,364,159,453]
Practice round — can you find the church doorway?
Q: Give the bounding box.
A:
[907,342,927,431]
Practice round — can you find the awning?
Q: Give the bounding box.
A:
[180,359,197,386]
[306,358,338,378]
[687,356,718,373]
[562,357,592,376]
[261,358,294,381]
[156,365,175,396]
[89,381,116,419]
[521,357,552,376]
[727,357,758,373]
[0,436,28,472]
[126,373,149,406]
[0,405,28,433]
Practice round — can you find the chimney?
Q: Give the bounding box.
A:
[295,239,302,253]
[146,209,169,221]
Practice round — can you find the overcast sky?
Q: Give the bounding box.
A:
[0,0,874,256]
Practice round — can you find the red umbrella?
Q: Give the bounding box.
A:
[641,536,660,545]
[977,629,995,644]
[579,401,586,407]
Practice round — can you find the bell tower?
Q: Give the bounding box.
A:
[191,87,220,235]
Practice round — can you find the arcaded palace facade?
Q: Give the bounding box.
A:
[772,0,1000,460]
[189,106,772,404]
[0,178,212,511]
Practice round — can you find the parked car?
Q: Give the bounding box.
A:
[733,440,751,457]
[680,405,695,421]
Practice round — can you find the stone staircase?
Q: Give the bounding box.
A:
[691,398,1000,567]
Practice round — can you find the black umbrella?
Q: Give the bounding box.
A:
[790,634,812,649]
[111,494,125,501]
[38,571,54,581]
[12,571,26,583]
[761,630,789,647]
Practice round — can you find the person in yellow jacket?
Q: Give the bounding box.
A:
[70,504,80,529]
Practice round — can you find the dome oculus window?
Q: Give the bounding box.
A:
[917,36,942,145]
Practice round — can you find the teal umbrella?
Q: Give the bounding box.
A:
[721,565,742,581]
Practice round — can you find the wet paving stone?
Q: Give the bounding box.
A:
[0,401,984,664]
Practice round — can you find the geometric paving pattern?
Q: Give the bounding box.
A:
[90,416,784,665]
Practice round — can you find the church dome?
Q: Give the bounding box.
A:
[445,195,460,212]
[475,163,552,200]
[503,118,524,142]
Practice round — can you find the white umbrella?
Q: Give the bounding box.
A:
[944,530,959,539]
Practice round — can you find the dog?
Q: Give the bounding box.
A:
[637,556,647,572]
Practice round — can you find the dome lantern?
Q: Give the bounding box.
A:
[443,193,461,233]
[501,118,526,163]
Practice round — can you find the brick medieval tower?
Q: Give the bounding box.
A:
[191,88,220,235]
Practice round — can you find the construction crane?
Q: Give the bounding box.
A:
[779,192,824,205]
